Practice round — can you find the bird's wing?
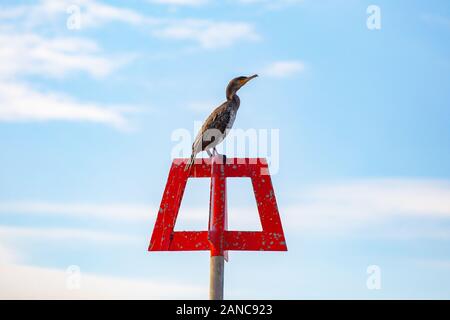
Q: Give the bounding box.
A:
[202,102,230,133]
[192,101,229,153]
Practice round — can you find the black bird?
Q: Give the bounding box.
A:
[185,74,258,171]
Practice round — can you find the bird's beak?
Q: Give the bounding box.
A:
[245,74,258,83]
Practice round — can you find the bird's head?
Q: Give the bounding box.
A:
[226,74,258,100]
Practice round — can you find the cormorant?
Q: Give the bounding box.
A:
[185,74,258,171]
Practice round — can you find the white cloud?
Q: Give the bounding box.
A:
[1,0,259,50]
[0,82,130,129]
[149,0,208,6]
[77,0,150,28]
[2,179,450,237]
[0,3,139,129]
[0,232,203,299]
[0,242,203,299]
[153,19,260,49]
[0,264,203,299]
[0,225,138,243]
[236,0,303,10]
[262,60,305,78]
[0,0,153,30]
[0,32,125,79]
[0,201,262,231]
[0,202,151,221]
[1,177,449,298]
[1,1,260,50]
[149,0,304,8]
[283,179,450,233]
[0,244,18,265]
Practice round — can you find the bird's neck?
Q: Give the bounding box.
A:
[226,84,238,100]
[226,94,240,111]
[226,92,239,102]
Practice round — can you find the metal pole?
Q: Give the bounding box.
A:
[209,154,226,300]
[209,256,224,300]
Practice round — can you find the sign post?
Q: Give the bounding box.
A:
[149,156,287,300]
[209,155,226,300]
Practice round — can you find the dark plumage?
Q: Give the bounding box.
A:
[185,74,258,171]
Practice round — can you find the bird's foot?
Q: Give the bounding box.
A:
[206,148,226,163]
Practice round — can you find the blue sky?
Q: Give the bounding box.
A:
[0,0,449,299]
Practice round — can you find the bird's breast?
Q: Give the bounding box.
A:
[226,97,240,130]
[227,109,237,130]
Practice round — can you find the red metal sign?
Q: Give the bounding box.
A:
[149,157,287,255]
